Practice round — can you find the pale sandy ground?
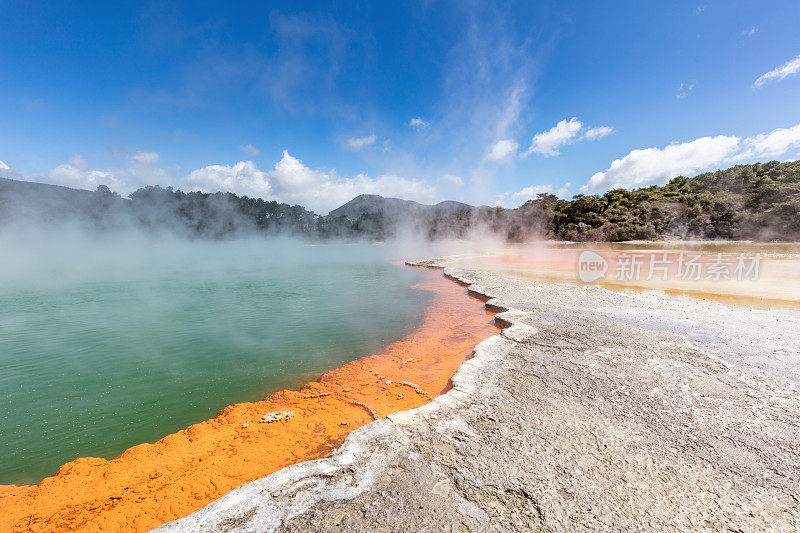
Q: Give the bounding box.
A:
[156,252,800,532]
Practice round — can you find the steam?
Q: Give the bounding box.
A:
[0,225,444,485]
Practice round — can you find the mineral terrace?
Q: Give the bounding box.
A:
[156,259,800,532]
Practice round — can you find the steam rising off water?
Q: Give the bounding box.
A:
[0,234,431,484]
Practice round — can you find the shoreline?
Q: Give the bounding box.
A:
[0,268,498,532]
[154,264,537,531]
[157,258,800,531]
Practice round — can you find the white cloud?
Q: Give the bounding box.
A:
[584,126,614,141]
[511,182,572,202]
[736,123,800,160]
[68,154,90,171]
[440,173,464,187]
[495,181,571,207]
[187,151,437,213]
[742,27,757,37]
[129,151,160,165]
[115,151,173,191]
[525,117,613,157]
[10,148,436,213]
[527,117,583,157]
[238,144,261,156]
[586,135,741,191]
[0,156,127,192]
[34,151,172,195]
[346,134,377,150]
[512,184,553,201]
[585,122,800,191]
[676,82,695,99]
[754,54,800,88]
[555,182,572,198]
[409,117,429,128]
[186,160,273,199]
[45,162,123,191]
[485,139,519,161]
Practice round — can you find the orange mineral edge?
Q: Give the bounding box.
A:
[0,268,498,533]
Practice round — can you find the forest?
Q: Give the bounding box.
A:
[427,160,800,242]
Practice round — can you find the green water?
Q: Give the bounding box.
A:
[0,236,430,485]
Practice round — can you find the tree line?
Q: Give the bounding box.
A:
[3,160,798,241]
[427,160,800,242]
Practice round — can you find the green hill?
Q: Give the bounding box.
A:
[429,160,800,242]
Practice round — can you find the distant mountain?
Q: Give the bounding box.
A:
[0,175,101,205]
[327,194,472,222]
[0,176,129,226]
[0,176,317,237]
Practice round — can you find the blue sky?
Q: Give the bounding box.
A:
[1,0,799,213]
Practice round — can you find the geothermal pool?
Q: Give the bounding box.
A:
[0,237,432,485]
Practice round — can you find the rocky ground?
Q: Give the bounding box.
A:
[156,261,800,532]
